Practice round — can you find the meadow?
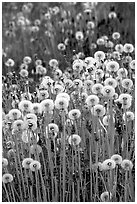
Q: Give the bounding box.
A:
[2,2,135,202]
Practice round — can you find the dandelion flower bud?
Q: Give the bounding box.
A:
[2,158,8,167]
[106,61,119,72]
[94,51,105,61]
[22,158,33,169]
[101,85,115,98]
[30,160,41,171]
[54,97,69,110]
[68,134,81,146]
[68,109,81,120]
[123,111,134,121]
[100,191,112,202]
[121,159,133,171]
[123,43,134,53]
[2,173,13,183]
[40,99,54,112]
[86,95,99,107]
[111,154,122,165]
[102,159,116,170]
[91,104,105,117]
[121,78,133,89]
[8,109,22,120]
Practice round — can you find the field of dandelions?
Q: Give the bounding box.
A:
[2,2,135,202]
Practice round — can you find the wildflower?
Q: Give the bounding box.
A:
[111,154,122,165]
[24,113,37,122]
[30,144,42,155]
[54,97,69,110]
[5,58,15,67]
[123,111,134,121]
[20,63,28,70]
[57,43,66,51]
[35,59,42,66]
[92,83,103,95]
[75,31,84,41]
[18,100,33,112]
[32,103,42,114]
[84,80,94,89]
[90,43,97,50]
[23,56,32,64]
[106,61,119,72]
[73,79,83,89]
[113,93,118,100]
[104,78,117,88]
[38,90,49,101]
[34,19,41,26]
[8,109,21,120]
[101,85,115,98]
[115,44,124,53]
[121,78,133,89]
[12,120,24,131]
[40,99,54,112]
[85,56,97,66]
[108,11,117,18]
[41,76,54,88]
[103,115,115,126]
[2,158,8,167]
[21,92,32,101]
[53,84,64,95]
[91,104,105,117]
[30,160,41,171]
[21,130,34,143]
[123,43,134,53]
[100,191,112,202]
[81,92,88,101]
[96,38,105,46]
[122,102,132,109]
[68,134,81,146]
[48,123,59,134]
[19,69,28,77]
[105,40,114,48]
[86,95,99,107]
[54,69,63,78]
[24,119,37,131]
[56,92,70,102]
[121,159,133,171]
[94,51,105,61]
[95,69,104,79]
[125,55,132,63]
[7,149,16,158]
[22,158,33,169]
[68,109,81,120]
[2,173,13,183]
[72,60,84,72]
[112,32,120,40]
[102,159,116,170]
[49,59,58,68]
[118,93,132,105]
[112,51,121,60]
[130,60,135,69]
[117,68,128,78]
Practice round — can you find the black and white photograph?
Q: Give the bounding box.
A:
[2,1,135,202]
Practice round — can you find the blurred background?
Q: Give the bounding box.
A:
[2,2,135,76]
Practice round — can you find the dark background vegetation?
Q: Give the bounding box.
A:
[2,2,135,76]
